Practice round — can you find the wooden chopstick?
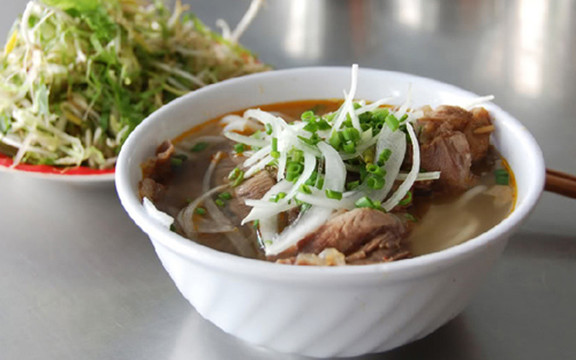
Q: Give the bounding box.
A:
[545,168,576,199]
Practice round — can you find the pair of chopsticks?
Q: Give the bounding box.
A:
[545,168,576,198]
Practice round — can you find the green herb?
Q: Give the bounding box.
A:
[191,142,209,152]
[325,189,343,200]
[346,180,360,190]
[404,213,418,222]
[301,110,315,122]
[228,167,245,187]
[194,207,207,215]
[270,192,287,203]
[218,192,232,200]
[365,175,385,190]
[398,191,412,206]
[233,143,245,154]
[299,184,312,194]
[170,157,183,167]
[215,198,225,207]
[385,114,400,131]
[494,168,510,185]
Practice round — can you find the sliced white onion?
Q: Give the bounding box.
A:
[241,180,296,225]
[243,144,271,167]
[373,126,407,201]
[244,154,273,178]
[317,141,346,192]
[330,64,359,134]
[223,131,267,148]
[265,206,333,256]
[295,192,342,209]
[382,122,420,211]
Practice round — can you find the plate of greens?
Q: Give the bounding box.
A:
[0,0,269,182]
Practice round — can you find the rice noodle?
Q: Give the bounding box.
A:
[177,184,229,237]
[176,150,255,257]
[396,171,441,181]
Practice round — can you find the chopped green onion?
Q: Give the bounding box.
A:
[234,143,246,154]
[494,169,510,185]
[355,196,375,208]
[228,167,241,180]
[365,175,385,190]
[218,192,232,200]
[303,121,318,133]
[342,128,360,142]
[404,213,417,222]
[346,180,360,190]
[299,184,312,194]
[270,192,287,203]
[253,220,260,229]
[301,110,315,122]
[191,142,209,152]
[377,148,392,166]
[342,141,356,154]
[215,199,225,207]
[398,191,412,206]
[316,176,324,189]
[325,189,343,200]
[366,163,385,177]
[385,114,399,131]
[265,123,273,135]
[287,161,303,174]
[316,119,331,130]
[195,207,207,215]
[329,131,342,149]
[270,137,279,158]
[228,168,245,187]
[298,133,321,145]
[170,157,183,167]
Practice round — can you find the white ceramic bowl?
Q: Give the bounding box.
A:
[115,67,545,358]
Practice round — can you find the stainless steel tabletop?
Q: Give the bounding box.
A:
[1,1,575,359]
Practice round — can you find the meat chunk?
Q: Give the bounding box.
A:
[417,105,493,192]
[140,140,175,181]
[274,208,410,265]
[138,177,165,202]
[420,132,475,192]
[138,141,175,201]
[232,170,276,219]
[235,170,275,201]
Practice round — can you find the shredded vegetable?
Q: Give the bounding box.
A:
[0,0,269,169]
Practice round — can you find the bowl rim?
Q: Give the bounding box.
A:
[116,66,545,283]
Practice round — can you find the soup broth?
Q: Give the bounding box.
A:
[140,99,515,265]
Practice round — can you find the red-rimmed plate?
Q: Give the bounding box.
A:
[0,153,115,182]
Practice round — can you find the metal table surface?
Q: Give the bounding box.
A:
[1,1,575,359]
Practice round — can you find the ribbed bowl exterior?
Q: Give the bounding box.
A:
[150,236,508,357]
